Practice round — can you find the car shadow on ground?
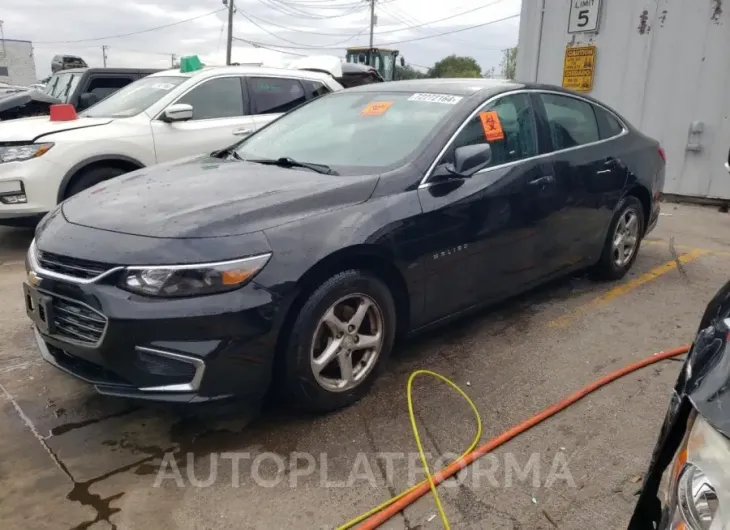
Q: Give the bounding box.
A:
[0,226,34,263]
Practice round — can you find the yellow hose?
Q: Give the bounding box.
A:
[336,370,482,530]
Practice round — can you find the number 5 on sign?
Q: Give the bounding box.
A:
[568,0,601,33]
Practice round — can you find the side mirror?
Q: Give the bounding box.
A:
[78,92,99,110]
[161,103,193,123]
[450,144,492,177]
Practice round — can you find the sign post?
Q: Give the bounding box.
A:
[562,46,597,92]
[568,0,602,33]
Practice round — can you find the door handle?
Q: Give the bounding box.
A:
[529,175,555,187]
[232,128,253,136]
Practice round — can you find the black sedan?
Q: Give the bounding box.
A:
[23,79,665,410]
[630,281,730,529]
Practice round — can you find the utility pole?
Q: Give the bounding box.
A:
[368,0,376,48]
[225,0,235,66]
[102,45,108,67]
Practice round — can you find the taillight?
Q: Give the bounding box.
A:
[658,147,666,163]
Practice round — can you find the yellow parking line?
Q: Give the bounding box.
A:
[548,248,709,328]
[644,239,730,258]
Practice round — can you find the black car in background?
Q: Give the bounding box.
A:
[23,79,665,410]
[0,67,160,121]
[629,280,730,529]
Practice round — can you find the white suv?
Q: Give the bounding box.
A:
[0,61,343,224]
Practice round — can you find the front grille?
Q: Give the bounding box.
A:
[37,250,114,280]
[52,297,107,345]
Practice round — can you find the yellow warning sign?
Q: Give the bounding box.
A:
[562,45,596,92]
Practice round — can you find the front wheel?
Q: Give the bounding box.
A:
[592,196,645,281]
[281,269,397,412]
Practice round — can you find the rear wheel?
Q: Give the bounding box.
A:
[65,166,128,199]
[592,196,644,280]
[281,269,396,412]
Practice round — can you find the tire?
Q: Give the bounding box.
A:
[591,196,645,281]
[65,166,128,199]
[281,269,397,412]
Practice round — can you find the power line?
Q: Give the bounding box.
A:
[236,9,367,47]
[251,0,510,36]
[33,8,226,44]
[380,3,510,52]
[235,12,520,51]
[254,0,367,20]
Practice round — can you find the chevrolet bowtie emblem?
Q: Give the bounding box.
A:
[27,271,41,286]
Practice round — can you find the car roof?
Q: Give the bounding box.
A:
[52,67,161,75]
[343,78,619,105]
[346,78,524,96]
[148,65,336,82]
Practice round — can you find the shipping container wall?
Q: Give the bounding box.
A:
[517,0,730,200]
[0,40,38,87]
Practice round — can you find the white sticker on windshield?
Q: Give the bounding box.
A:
[408,93,463,105]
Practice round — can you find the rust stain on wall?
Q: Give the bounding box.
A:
[711,0,723,22]
[659,9,668,27]
[638,9,651,34]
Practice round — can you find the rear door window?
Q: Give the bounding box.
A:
[248,77,306,114]
[301,79,331,99]
[539,93,600,150]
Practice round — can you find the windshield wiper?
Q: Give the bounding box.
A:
[246,157,337,175]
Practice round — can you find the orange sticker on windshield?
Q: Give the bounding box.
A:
[479,111,504,142]
[361,101,393,116]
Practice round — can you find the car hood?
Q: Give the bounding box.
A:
[0,115,112,142]
[61,157,379,238]
[675,280,730,440]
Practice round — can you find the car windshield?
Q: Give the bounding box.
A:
[234,91,462,173]
[43,72,82,103]
[80,76,186,118]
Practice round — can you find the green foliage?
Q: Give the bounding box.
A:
[500,47,518,80]
[396,65,428,80]
[428,55,482,78]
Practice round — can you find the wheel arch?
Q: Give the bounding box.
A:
[57,154,145,203]
[626,184,652,235]
[274,244,411,361]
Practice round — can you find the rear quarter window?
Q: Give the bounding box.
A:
[594,106,625,140]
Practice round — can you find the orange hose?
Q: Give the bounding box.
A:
[355,345,691,529]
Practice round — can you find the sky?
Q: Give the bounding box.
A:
[2,0,521,80]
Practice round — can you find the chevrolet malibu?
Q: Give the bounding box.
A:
[24,79,665,410]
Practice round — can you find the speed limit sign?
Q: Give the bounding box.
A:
[568,0,602,33]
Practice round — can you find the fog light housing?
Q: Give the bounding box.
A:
[0,193,27,204]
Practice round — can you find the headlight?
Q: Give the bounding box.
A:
[120,253,271,297]
[666,413,730,529]
[0,143,53,164]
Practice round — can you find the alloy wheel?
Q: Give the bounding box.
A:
[612,208,640,268]
[310,293,385,393]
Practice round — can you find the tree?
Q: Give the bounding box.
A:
[500,47,517,80]
[396,65,428,80]
[428,55,482,78]
[483,66,496,79]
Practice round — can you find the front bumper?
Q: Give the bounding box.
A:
[26,272,283,404]
[0,156,64,219]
